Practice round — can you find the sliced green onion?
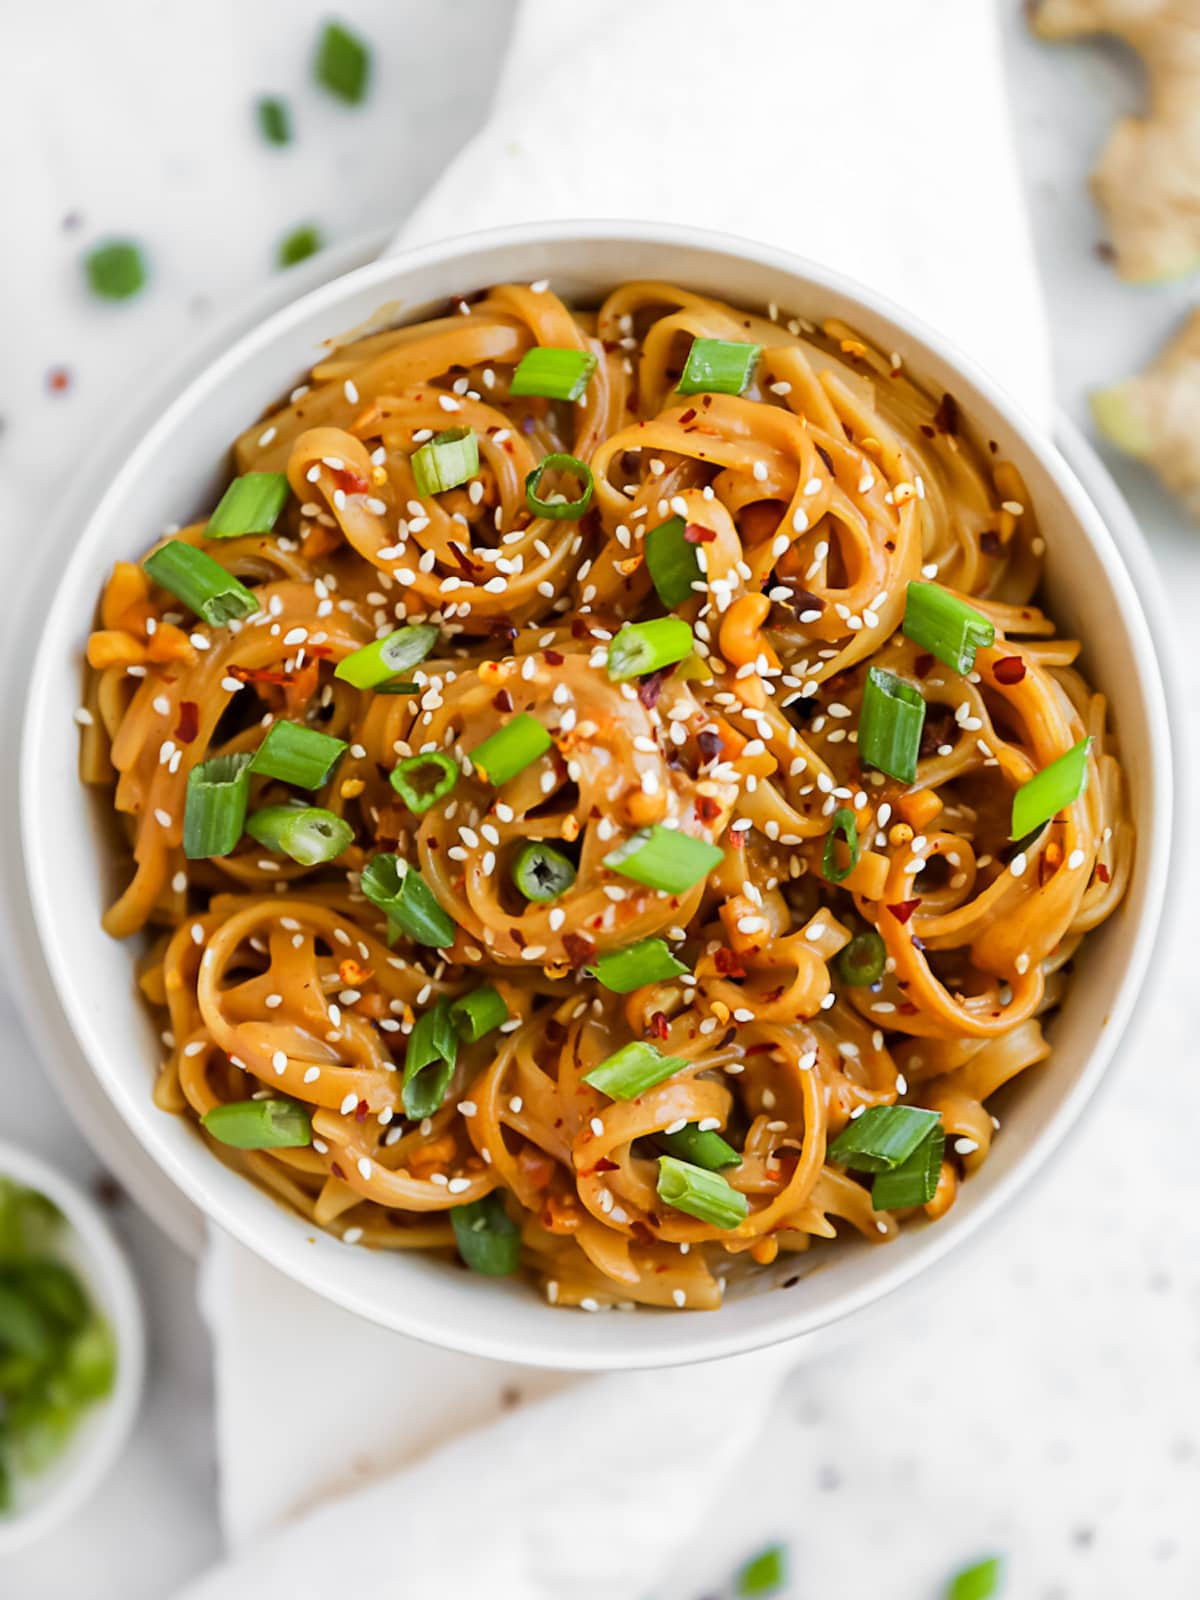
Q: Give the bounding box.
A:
[182,753,252,859]
[450,985,509,1042]
[201,1099,311,1149]
[871,1123,944,1210]
[858,666,925,783]
[947,1556,1003,1600]
[402,997,457,1118]
[1010,736,1091,840]
[736,1543,788,1597]
[656,1155,748,1228]
[678,337,761,396]
[205,472,291,539]
[143,539,258,626]
[451,1191,521,1276]
[828,1104,942,1173]
[821,807,860,884]
[525,452,593,519]
[245,804,353,866]
[256,96,291,145]
[334,623,439,689]
[902,581,995,675]
[84,239,147,301]
[314,19,371,103]
[510,347,597,402]
[656,1124,741,1171]
[360,854,456,947]
[470,712,552,785]
[411,427,479,497]
[588,939,689,993]
[249,720,346,787]
[645,514,703,608]
[607,617,694,682]
[374,680,420,695]
[512,842,576,902]
[603,825,723,894]
[834,928,886,988]
[278,224,322,268]
[584,1040,687,1100]
[390,752,458,814]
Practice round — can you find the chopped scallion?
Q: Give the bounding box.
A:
[821,807,860,885]
[871,1123,944,1210]
[390,752,458,815]
[334,623,439,689]
[525,452,593,519]
[607,617,694,682]
[858,667,925,783]
[511,842,576,902]
[828,1104,942,1173]
[834,928,886,987]
[143,540,258,627]
[256,96,291,145]
[249,720,346,788]
[583,1040,687,1100]
[678,337,760,396]
[588,939,689,994]
[1010,736,1091,840]
[182,753,252,859]
[360,854,456,947]
[470,713,552,785]
[902,581,995,675]
[84,239,147,301]
[411,427,479,497]
[656,1124,741,1171]
[278,225,322,268]
[645,514,703,609]
[201,1098,311,1149]
[736,1543,788,1597]
[205,472,291,539]
[656,1155,748,1229]
[450,985,508,1042]
[314,20,371,104]
[402,997,457,1118]
[603,825,723,894]
[451,1191,521,1276]
[509,346,597,402]
[946,1555,1004,1600]
[245,804,353,866]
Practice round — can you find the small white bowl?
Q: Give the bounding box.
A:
[19,222,1176,1370]
[0,1141,145,1552]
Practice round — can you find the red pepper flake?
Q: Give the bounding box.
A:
[980,530,1002,556]
[696,795,721,824]
[696,729,723,764]
[230,663,295,687]
[543,648,564,666]
[913,653,936,679]
[589,1157,619,1174]
[448,541,482,579]
[563,932,597,969]
[492,688,514,713]
[815,444,835,475]
[330,1162,346,1180]
[1096,862,1111,884]
[933,392,960,436]
[647,1011,669,1041]
[993,655,1027,685]
[678,407,697,425]
[174,700,200,743]
[354,1099,369,1123]
[744,1042,775,1057]
[47,367,72,394]
[327,465,370,496]
[683,523,715,545]
[713,948,746,978]
[637,669,669,710]
[886,898,922,925]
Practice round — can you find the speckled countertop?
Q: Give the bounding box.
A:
[2,4,1198,1596]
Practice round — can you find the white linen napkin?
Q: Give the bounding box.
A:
[195,1,1052,1592]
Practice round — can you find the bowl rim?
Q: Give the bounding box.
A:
[0,1140,145,1551]
[19,219,1176,1369]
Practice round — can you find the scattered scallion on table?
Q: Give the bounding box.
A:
[858,666,926,783]
[678,337,761,396]
[656,1155,748,1228]
[902,581,995,675]
[314,19,372,104]
[603,825,723,894]
[278,225,322,268]
[946,1555,1004,1600]
[205,472,291,539]
[201,1098,312,1149]
[143,540,258,627]
[182,753,253,860]
[1010,736,1091,840]
[509,347,597,402]
[334,623,439,690]
[256,96,292,146]
[245,804,353,866]
[249,721,346,788]
[84,239,147,301]
[736,1542,788,1597]
[451,1191,521,1276]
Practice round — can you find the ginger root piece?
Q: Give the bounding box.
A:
[1092,309,1200,515]
[1030,0,1200,281]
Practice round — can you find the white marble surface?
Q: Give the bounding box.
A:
[2,3,1199,1596]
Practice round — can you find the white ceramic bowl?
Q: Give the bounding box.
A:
[0,1141,145,1552]
[20,222,1174,1370]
